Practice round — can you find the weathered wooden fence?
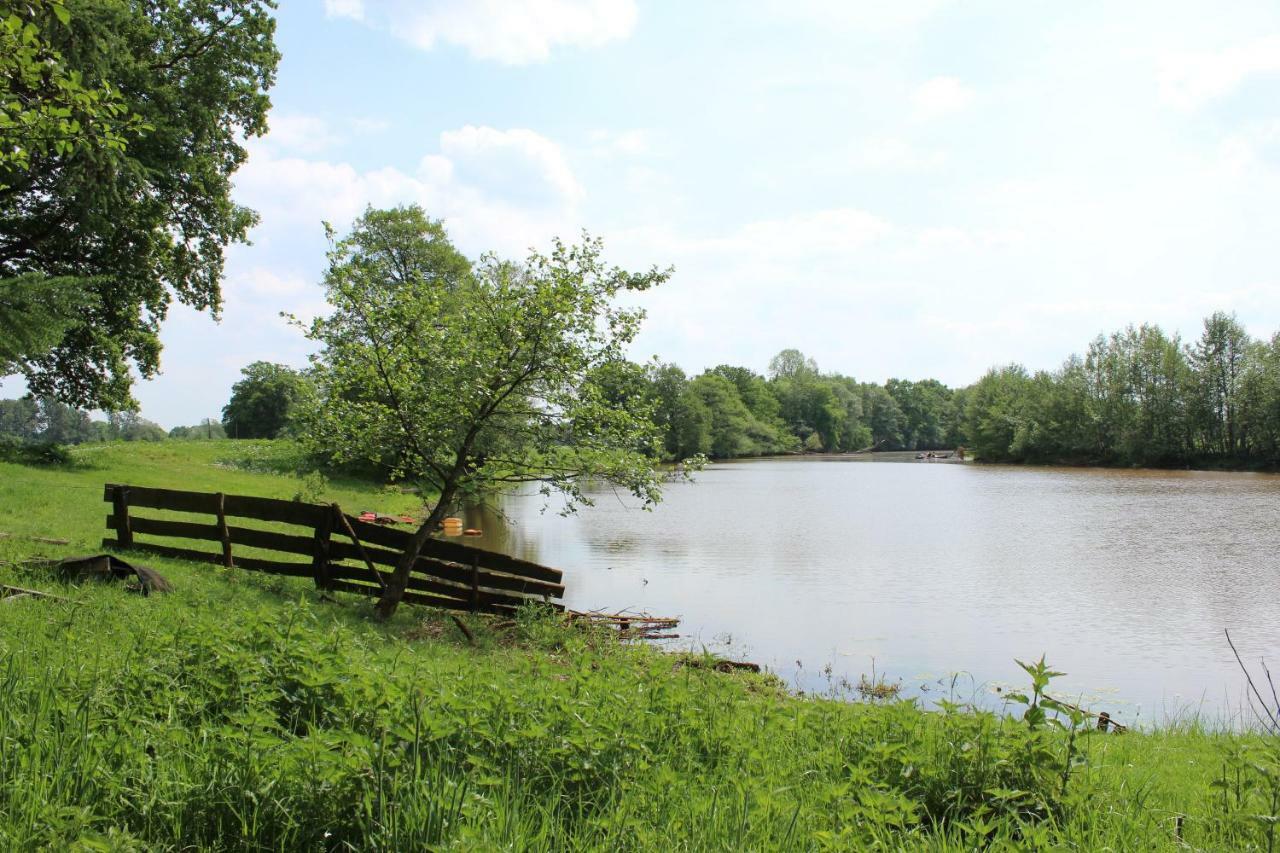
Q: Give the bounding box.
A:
[102,484,564,614]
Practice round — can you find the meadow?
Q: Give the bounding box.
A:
[1,441,1277,850]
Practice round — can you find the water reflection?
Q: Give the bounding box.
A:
[450,458,1280,723]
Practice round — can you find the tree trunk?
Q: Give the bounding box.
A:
[375,485,457,620]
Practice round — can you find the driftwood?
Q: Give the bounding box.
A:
[568,609,680,640]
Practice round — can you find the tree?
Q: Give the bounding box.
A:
[296,206,672,619]
[1188,311,1251,457]
[767,348,818,381]
[0,397,38,439]
[222,361,308,438]
[0,0,141,180]
[104,410,166,441]
[1,0,280,409]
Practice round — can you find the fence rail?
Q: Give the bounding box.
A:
[102,484,564,614]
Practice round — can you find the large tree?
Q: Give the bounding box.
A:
[296,206,672,619]
[222,361,308,438]
[0,0,279,409]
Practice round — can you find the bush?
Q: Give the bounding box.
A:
[0,437,73,466]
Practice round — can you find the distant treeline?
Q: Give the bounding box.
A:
[0,397,223,445]
[965,311,1280,468]
[607,310,1280,468]
[3,311,1278,470]
[610,349,962,460]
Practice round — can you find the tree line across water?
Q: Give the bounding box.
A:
[4,309,1279,471]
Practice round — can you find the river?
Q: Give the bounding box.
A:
[454,455,1280,725]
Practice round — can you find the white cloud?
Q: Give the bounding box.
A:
[337,0,637,64]
[261,114,342,155]
[323,0,365,21]
[756,0,952,33]
[911,76,975,120]
[1159,34,1280,109]
[233,125,582,257]
[440,125,584,205]
[258,112,391,156]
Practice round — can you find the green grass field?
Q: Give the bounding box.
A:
[1,441,1277,850]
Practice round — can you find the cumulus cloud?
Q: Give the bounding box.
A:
[1159,34,1280,109]
[257,113,390,156]
[911,76,975,120]
[233,124,582,257]
[331,0,637,64]
[440,125,584,205]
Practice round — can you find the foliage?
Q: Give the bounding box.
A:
[296,205,672,617]
[0,0,142,179]
[0,394,94,443]
[169,418,227,440]
[1,0,280,409]
[963,312,1280,468]
[221,361,309,439]
[638,350,955,460]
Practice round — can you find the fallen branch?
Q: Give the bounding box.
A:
[1,584,68,603]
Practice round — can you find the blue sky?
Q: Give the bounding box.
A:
[42,1,1280,425]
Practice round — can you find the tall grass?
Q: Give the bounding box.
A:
[1,583,1277,850]
[1,441,1278,849]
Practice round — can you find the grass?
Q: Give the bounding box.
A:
[2,440,1279,850]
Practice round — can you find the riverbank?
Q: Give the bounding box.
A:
[2,442,1277,848]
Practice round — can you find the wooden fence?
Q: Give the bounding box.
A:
[101,484,564,614]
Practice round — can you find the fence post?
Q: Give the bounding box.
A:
[111,486,134,549]
[312,505,335,590]
[470,554,480,613]
[215,492,234,568]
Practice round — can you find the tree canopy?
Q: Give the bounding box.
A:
[296,206,672,618]
[222,361,308,439]
[0,0,279,409]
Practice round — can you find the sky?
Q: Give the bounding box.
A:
[33,0,1280,425]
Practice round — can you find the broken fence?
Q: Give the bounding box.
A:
[102,484,564,614]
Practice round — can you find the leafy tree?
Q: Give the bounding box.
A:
[1188,311,1251,457]
[103,410,166,441]
[296,206,672,619]
[886,378,955,450]
[36,395,92,443]
[0,397,38,439]
[962,365,1033,461]
[861,383,904,449]
[767,348,818,381]
[644,361,691,458]
[0,0,141,179]
[222,362,308,439]
[1,0,280,409]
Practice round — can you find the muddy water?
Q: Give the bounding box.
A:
[453,457,1280,723]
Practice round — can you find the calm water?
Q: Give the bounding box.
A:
[455,457,1280,724]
